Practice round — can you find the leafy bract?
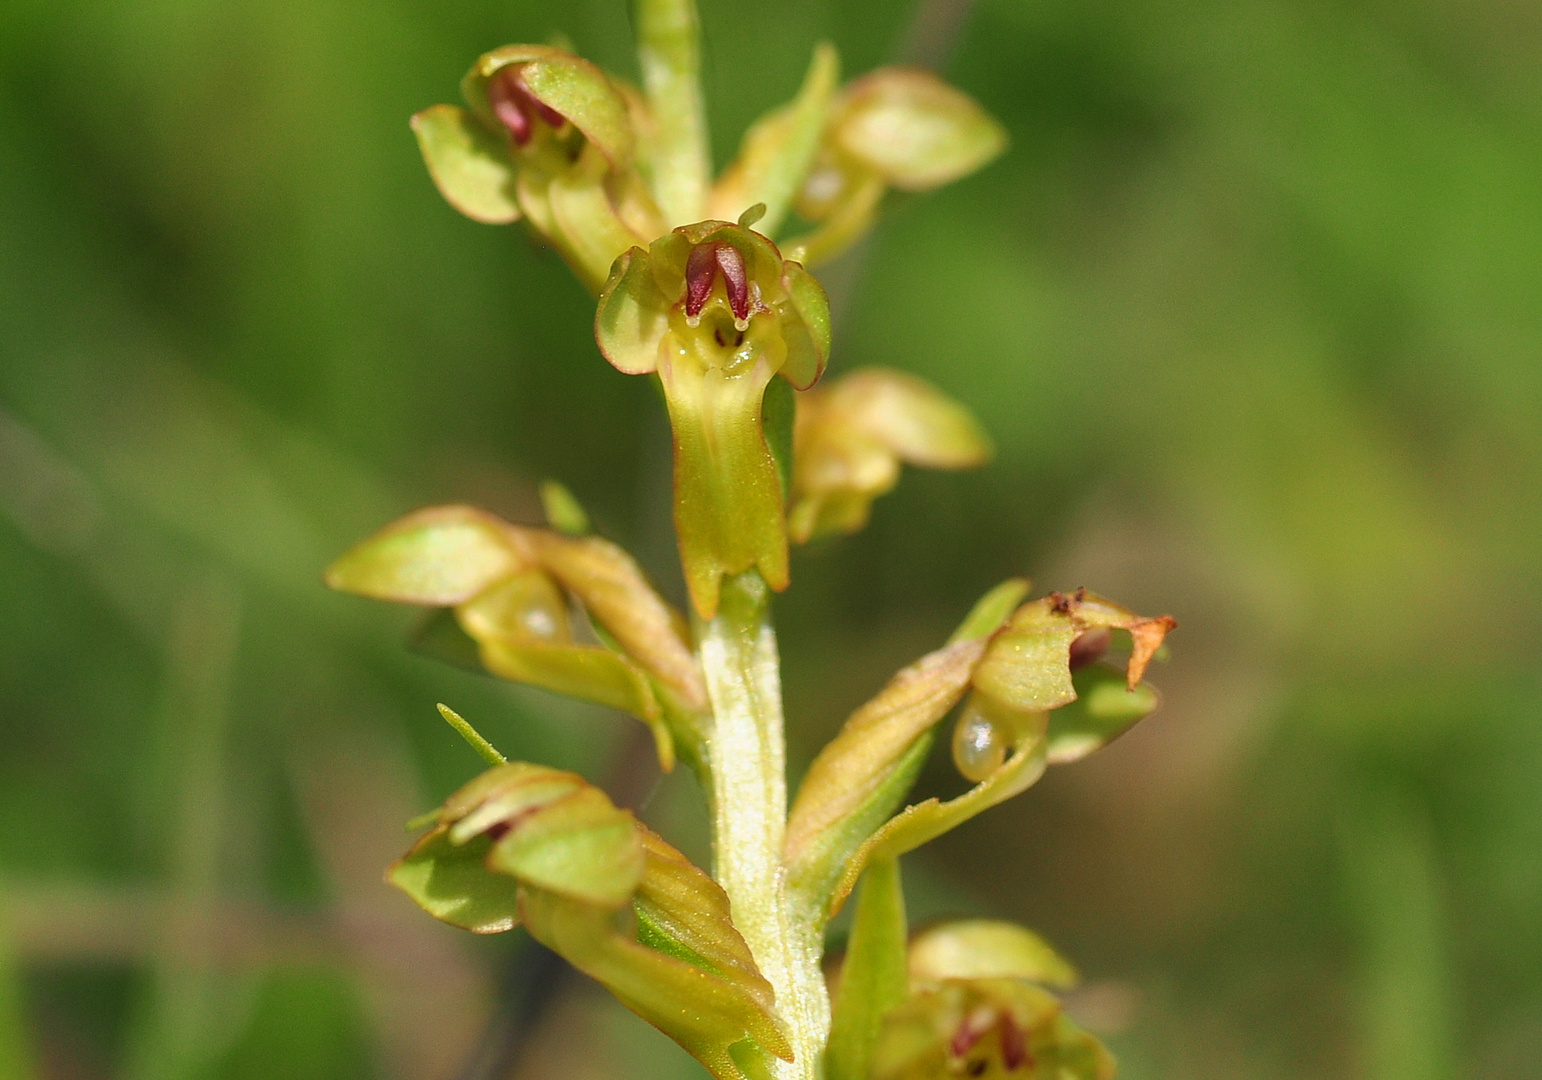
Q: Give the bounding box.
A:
[785,581,1026,914]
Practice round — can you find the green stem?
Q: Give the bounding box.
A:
[698,571,827,1080]
[633,0,711,226]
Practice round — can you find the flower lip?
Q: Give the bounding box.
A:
[685,241,751,325]
[488,65,567,145]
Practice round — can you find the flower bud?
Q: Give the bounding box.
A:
[790,368,991,543]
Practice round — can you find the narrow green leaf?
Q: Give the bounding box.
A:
[826,857,909,1080]
[410,105,521,224]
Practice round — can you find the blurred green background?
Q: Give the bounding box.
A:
[2,0,1539,1077]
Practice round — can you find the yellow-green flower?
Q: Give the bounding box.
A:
[596,217,831,617]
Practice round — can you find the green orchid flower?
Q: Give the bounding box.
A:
[595,216,831,617]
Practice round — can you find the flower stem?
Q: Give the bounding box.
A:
[633,0,711,226]
[698,571,828,1080]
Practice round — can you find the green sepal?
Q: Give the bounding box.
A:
[908,920,1078,989]
[829,68,1007,193]
[1048,663,1161,764]
[389,762,644,931]
[779,261,831,390]
[410,104,521,224]
[826,857,909,1080]
[461,45,634,167]
[388,830,520,935]
[488,785,645,907]
[595,246,670,374]
[324,504,525,605]
[763,376,796,497]
[974,591,1177,713]
[710,42,840,236]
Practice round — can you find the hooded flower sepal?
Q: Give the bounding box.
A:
[390,762,794,1080]
[596,219,832,617]
[790,367,992,543]
[324,505,706,771]
[783,68,1007,266]
[412,44,661,290]
[784,582,1175,917]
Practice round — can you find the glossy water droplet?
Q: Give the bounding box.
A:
[952,700,1007,782]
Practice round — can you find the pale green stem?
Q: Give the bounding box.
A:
[698,571,828,1080]
[633,0,711,226]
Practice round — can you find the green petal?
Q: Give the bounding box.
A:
[595,247,670,374]
[832,68,1007,192]
[324,505,525,605]
[410,105,521,224]
[908,920,1078,988]
[388,829,521,935]
[778,261,831,390]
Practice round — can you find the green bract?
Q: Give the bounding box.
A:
[596,219,830,617]
[333,6,1175,1079]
